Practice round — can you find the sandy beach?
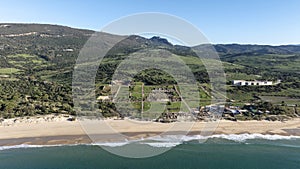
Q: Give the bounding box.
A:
[1,115,300,146]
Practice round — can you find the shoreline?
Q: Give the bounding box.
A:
[1,115,300,147]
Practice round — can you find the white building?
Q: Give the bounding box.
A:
[63,48,74,52]
[233,80,273,86]
[97,96,110,101]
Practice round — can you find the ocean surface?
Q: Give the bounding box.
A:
[1,134,300,169]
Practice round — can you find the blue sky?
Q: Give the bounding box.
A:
[0,0,299,45]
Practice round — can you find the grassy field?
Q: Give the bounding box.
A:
[227,86,255,102]
[0,68,20,74]
[226,73,260,81]
[254,87,300,99]
[6,53,47,70]
[7,54,36,58]
[223,54,300,72]
[259,96,300,105]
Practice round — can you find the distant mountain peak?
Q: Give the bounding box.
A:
[149,36,173,46]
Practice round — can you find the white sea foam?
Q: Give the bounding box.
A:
[147,135,184,142]
[146,133,300,143]
[0,144,66,151]
[92,142,129,147]
[92,134,300,148]
[140,142,181,148]
[1,134,299,150]
[208,133,300,142]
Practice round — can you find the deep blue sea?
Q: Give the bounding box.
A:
[1,135,300,169]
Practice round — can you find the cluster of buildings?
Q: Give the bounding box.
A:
[193,104,274,120]
[232,80,273,86]
[232,79,281,86]
[96,79,284,122]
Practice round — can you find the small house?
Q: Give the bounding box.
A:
[97,96,110,101]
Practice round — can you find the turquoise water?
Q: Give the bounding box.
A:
[1,138,300,169]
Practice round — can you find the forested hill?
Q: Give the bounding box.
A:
[1,23,300,85]
[0,23,94,62]
[215,44,300,57]
[2,23,300,59]
[1,23,300,119]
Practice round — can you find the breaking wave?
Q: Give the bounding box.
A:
[0,144,67,151]
[1,134,300,150]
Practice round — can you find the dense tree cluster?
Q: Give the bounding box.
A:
[0,77,74,118]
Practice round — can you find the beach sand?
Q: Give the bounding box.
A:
[1,115,300,146]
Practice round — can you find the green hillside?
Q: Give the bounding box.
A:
[1,23,300,121]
